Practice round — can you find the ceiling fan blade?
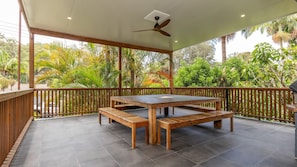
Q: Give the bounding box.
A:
[159,19,170,28]
[159,30,171,37]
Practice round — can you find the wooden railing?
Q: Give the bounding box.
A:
[33,87,295,123]
[33,88,171,119]
[173,87,294,123]
[0,89,34,166]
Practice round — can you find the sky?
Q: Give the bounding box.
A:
[0,0,281,62]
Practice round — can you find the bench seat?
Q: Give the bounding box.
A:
[157,111,233,150]
[98,107,149,149]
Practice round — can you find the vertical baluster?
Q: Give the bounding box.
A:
[56,89,59,117]
[46,90,49,118]
[35,90,39,119]
[265,89,268,120]
[50,89,53,117]
[75,89,77,116]
[243,89,247,116]
[61,90,64,116]
[76,89,79,116]
[240,88,243,116]
[64,89,69,116]
[250,89,253,117]
[260,89,264,120]
[246,89,250,116]
[282,89,286,122]
[91,89,95,113]
[273,89,277,121]
[277,90,282,120]
[40,90,43,118]
[257,89,260,120]
[83,89,86,116]
[268,89,272,120]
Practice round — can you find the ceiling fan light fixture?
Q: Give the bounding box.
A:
[144,10,170,23]
[133,10,171,37]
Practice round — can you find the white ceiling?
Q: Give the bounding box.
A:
[20,0,297,53]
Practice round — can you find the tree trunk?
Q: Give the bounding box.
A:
[221,36,227,62]
[130,70,135,88]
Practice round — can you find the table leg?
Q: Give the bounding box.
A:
[214,101,222,129]
[214,120,222,129]
[110,100,115,108]
[148,108,157,144]
[164,107,169,116]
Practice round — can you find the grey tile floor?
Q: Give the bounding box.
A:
[11,108,297,167]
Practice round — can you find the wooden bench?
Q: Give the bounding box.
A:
[157,111,233,150]
[98,107,149,149]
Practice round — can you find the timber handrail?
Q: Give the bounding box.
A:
[0,89,34,102]
[0,89,34,166]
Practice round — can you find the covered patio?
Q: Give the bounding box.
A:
[2,0,297,166]
[10,108,296,167]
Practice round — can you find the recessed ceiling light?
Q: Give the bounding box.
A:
[67,17,72,20]
[174,40,178,43]
[240,14,245,18]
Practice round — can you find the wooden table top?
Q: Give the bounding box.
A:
[110,94,221,108]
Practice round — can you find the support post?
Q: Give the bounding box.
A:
[29,33,34,88]
[18,9,22,90]
[118,47,122,96]
[169,52,173,94]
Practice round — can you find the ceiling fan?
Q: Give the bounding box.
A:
[134,16,171,37]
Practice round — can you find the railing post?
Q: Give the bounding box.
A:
[225,88,229,111]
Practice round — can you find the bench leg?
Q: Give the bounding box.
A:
[157,125,161,145]
[145,126,149,144]
[214,120,222,129]
[132,124,136,149]
[98,113,102,125]
[166,129,171,150]
[230,117,233,132]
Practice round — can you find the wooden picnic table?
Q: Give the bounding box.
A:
[110,94,221,145]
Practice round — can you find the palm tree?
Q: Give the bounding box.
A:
[0,49,9,76]
[220,33,236,62]
[122,48,136,88]
[35,43,84,87]
[242,14,297,48]
[98,45,119,88]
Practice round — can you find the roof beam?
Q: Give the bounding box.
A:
[30,28,172,54]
